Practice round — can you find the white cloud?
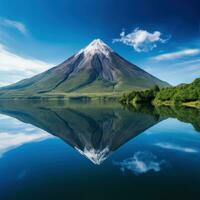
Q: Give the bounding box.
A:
[171,58,200,67]
[114,151,167,175]
[155,142,199,153]
[0,18,27,35]
[0,115,10,120]
[113,28,167,52]
[153,49,200,61]
[0,43,53,86]
[143,56,200,85]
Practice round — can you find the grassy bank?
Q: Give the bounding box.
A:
[0,91,123,101]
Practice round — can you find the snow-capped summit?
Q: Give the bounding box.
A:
[79,39,112,57]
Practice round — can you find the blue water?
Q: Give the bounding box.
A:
[0,102,199,200]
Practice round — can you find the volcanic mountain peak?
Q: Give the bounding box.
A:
[79,38,113,57]
[0,38,170,97]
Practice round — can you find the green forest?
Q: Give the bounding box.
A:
[120,78,200,109]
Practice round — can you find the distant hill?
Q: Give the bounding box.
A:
[0,39,170,99]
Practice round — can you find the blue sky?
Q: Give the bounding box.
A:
[0,0,199,86]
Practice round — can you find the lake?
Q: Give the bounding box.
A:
[0,100,200,200]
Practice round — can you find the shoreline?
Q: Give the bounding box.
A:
[153,100,200,109]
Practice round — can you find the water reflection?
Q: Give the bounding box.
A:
[0,101,200,200]
[0,100,199,165]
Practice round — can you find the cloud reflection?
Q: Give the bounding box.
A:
[0,114,52,157]
[114,151,167,175]
[155,142,199,153]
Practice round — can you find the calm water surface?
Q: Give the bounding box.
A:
[0,100,200,200]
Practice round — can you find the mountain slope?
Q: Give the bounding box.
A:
[0,39,170,98]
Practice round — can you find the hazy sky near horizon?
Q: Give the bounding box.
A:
[0,0,200,86]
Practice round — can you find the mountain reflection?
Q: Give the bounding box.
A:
[0,101,163,164]
[0,100,199,164]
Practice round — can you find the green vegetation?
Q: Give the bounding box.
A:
[119,85,159,105]
[120,78,200,109]
[155,78,200,104]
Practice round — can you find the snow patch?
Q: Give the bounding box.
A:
[78,39,113,58]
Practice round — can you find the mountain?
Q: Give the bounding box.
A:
[0,39,170,98]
